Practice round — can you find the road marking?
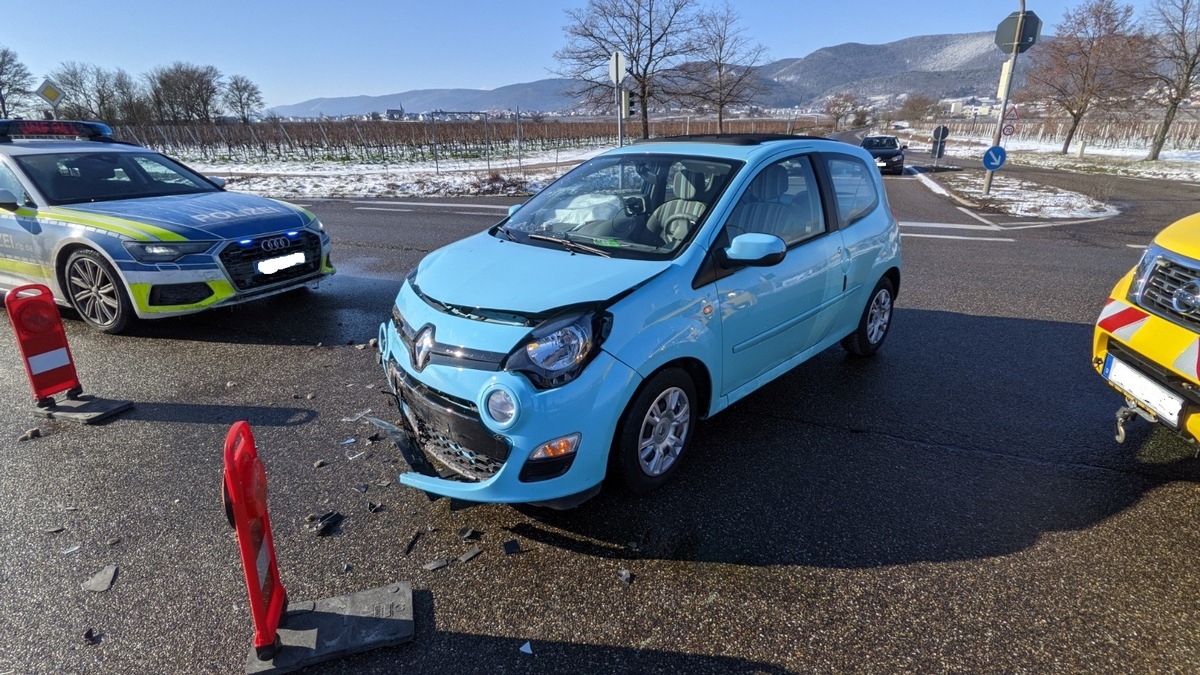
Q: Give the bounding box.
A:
[900,221,999,231]
[913,171,950,197]
[347,199,510,211]
[956,207,998,228]
[453,211,499,217]
[999,216,1115,230]
[901,233,1015,242]
[1126,244,1147,249]
[356,207,413,212]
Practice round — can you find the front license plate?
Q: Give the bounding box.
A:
[256,251,305,275]
[875,160,886,166]
[1103,354,1184,427]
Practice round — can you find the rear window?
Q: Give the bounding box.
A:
[14,151,217,205]
[827,157,878,225]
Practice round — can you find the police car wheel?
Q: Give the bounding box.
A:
[64,249,133,334]
[613,367,697,494]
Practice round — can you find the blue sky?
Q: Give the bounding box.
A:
[8,1,1157,108]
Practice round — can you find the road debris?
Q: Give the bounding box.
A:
[106,537,121,546]
[375,479,391,488]
[367,501,384,514]
[503,540,521,555]
[617,569,634,585]
[458,527,481,542]
[226,381,237,388]
[403,529,421,556]
[342,563,352,573]
[44,526,65,534]
[341,437,357,445]
[341,409,373,422]
[17,428,41,442]
[422,558,449,571]
[82,628,101,646]
[62,545,80,555]
[368,338,379,349]
[82,564,118,592]
[345,447,367,461]
[307,512,344,537]
[306,393,316,400]
[457,546,483,564]
[351,484,369,493]
[520,641,534,655]
[313,459,327,468]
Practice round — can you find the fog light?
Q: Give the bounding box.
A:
[486,388,516,425]
[530,433,580,460]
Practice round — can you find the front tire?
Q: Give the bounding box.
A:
[841,277,894,358]
[613,368,697,494]
[64,249,134,334]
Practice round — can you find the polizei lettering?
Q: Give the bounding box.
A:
[192,206,286,224]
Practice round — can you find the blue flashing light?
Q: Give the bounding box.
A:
[286,231,299,236]
[239,239,253,245]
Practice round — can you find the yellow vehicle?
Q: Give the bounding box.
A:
[1094,213,1200,444]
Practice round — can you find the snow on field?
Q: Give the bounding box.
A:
[932,171,1119,219]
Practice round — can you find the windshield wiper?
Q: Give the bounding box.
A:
[496,225,517,241]
[526,232,611,258]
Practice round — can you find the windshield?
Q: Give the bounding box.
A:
[861,137,899,150]
[14,151,219,205]
[498,153,741,261]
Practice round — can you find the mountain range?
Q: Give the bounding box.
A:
[270,31,1019,118]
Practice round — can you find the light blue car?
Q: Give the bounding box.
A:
[378,134,900,508]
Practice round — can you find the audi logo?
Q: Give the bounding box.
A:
[260,236,291,252]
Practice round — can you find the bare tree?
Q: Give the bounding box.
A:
[146,62,223,123]
[675,3,767,132]
[1143,0,1200,160]
[823,92,859,130]
[555,0,700,138]
[0,46,34,118]
[1025,0,1149,154]
[113,69,153,125]
[223,74,264,123]
[48,62,121,121]
[897,93,940,123]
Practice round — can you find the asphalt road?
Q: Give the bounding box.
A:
[1,168,1199,673]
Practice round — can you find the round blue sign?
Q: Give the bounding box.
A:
[983,146,1007,171]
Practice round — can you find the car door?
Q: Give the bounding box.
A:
[712,154,845,400]
[0,160,46,290]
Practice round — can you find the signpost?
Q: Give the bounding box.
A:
[930,125,950,166]
[983,4,1041,196]
[35,80,64,118]
[983,146,1008,171]
[609,51,627,147]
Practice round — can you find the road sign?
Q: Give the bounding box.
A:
[608,51,627,85]
[983,145,1007,171]
[1004,107,1019,121]
[1002,124,1016,136]
[35,79,64,108]
[995,11,1042,54]
[932,125,950,141]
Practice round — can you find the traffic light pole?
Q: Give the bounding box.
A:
[983,0,1025,196]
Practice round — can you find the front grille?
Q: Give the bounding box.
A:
[148,282,214,306]
[218,231,322,291]
[386,357,511,482]
[1141,258,1200,332]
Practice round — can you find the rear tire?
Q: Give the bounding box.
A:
[63,249,134,334]
[613,368,697,494]
[841,277,894,358]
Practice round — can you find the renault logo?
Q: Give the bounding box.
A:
[1172,280,1200,315]
[412,326,435,371]
[260,236,291,252]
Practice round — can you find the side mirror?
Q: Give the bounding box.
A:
[721,232,786,267]
[507,203,521,218]
[208,176,227,189]
[900,144,909,150]
[0,189,20,211]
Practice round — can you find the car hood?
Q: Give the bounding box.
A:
[415,231,672,314]
[1155,212,1200,257]
[54,192,313,240]
[863,147,903,159]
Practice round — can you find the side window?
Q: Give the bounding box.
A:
[827,157,878,225]
[726,155,825,246]
[0,163,27,202]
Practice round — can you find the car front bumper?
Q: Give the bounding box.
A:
[377,318,642,506]
[1093,271,1200,442]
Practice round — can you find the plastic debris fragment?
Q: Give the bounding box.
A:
[503,540,521,555]
[351,484,369,493]
[342,563,352,573]
[106,537,121,546]
[345,448,367,461]
[62,545,80,555]
[308,511,344,536]
[44,526,65,534]
[520,641,533,655]
[458,527,480,541]
[368,338,379,349]
[313,459,327,468]
[82,628,101,646]
[306,393,316,400]
[82,565,118,592]
[367,501,384,513]
[341,409,373,423]
[341,437,357,445]
[404,529,421,556]
[617,569,634,584]
[457,546,483,563]
[422,558,449,571]
[375,479,391,488]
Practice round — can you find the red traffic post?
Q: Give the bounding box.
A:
[223,421,287,661]
[4,284,82,407]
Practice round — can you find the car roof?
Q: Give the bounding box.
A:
[610,134,845,162]
[0,139,147,157]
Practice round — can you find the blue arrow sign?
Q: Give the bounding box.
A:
[983,145,1007,171]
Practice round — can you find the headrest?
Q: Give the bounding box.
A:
[749,164,787,201]
[672,168,704,201]
[74,160,116,181]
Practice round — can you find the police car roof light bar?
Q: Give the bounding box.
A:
[0,120,115,143]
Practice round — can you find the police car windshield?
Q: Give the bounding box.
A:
[14,151,219,205]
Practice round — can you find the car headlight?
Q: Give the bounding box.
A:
[1127,243,1164,303]
[123,241,215,262]
[505,311,610,389]
[484,386,518,427]
[305,217,325,233]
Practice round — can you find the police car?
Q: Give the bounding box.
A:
[0,120,333,333]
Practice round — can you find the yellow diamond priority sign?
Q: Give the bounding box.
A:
[35,80,64,107]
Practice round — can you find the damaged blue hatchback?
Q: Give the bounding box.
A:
[378,134,901,508]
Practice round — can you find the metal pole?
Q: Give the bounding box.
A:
[983,0,1025,196]
[516,107,522,173]
[616,85,624,147]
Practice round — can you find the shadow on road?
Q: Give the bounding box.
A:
[122,402,316,427]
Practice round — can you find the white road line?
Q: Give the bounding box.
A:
[956,207,998,228]
[913,171,950,197]
[453,211,499,217]
[1126,244,1147,249]
[900,221,999,231]
[1000,216,1114,230]
[901,233,1015,242]
[356,207,413,212]
[347,199,510,210]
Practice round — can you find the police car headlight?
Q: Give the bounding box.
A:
[123,241,215,262]
[305,218,325,232]
[506,311,610,389]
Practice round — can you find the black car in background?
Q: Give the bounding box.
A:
[861,135,906,175]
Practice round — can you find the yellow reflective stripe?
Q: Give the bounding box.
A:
[128,279,236,313]
[47,207,188,242]
[320,253,335,274]
[0,258,51,278]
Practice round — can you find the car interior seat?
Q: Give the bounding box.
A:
[733,164,801,242]
[645,167,708,246]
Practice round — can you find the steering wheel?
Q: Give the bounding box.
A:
[660,212,696,243]
[624,196,646,217]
